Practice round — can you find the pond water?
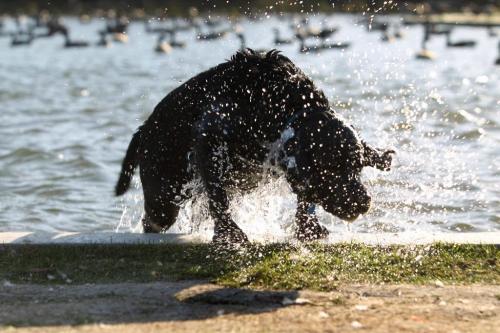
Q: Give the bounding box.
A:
[0,14,498,239]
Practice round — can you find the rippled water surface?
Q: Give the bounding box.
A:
[1,15,499,237]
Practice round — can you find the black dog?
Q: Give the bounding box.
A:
[115,49,394,243]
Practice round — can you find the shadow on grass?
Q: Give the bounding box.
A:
[0,241,302,327]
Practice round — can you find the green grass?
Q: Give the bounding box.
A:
[0,243,498,290]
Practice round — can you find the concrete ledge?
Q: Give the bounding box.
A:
[0,232,499,245]
[0,232,207,245]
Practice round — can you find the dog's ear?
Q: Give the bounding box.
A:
[362,142,395,171]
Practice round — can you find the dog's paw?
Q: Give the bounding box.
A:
[142,219,164,233]
[212,228,249,245]
[295,221,329,242]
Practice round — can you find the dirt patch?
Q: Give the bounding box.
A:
[1,282,498,332]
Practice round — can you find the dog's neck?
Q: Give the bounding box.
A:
[263,107,337,193]
[278,126,297,170]
[267,107,327,173]
[266,126,295,171]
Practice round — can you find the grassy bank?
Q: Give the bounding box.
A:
[0,243,498,289]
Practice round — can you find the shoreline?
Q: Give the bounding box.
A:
[1,231,499,245]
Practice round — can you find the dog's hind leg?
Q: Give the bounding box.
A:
[142,200,180,233]
[139,162,187,233]
[295,198,329,242]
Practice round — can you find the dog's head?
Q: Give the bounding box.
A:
[285,112,394,221]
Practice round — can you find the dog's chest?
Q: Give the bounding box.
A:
[223,150,268,191]
[224,128,295,192]
[193,141,276,193]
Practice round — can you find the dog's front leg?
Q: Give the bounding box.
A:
[205,184,249,244]
[295,197,329,242]
[195,116,249,245]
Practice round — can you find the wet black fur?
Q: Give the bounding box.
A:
[116,49,394,243]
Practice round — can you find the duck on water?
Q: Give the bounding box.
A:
[416,24,436,60]
[296,33,350,53]
[154,33,173,54]
[445,29,476,48]
[273,28,293,46]
[63,30,89,48]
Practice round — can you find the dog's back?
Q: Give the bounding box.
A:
[116,49,327,196]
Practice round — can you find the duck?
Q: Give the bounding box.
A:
[495,41,500,65]
[297,33,349,53]
[195,24,228,41]
[205,17,224,28]
[0,17,6,36]
[236,33,266,53]
[11,31,34,47]
[37,19,67,38]
[63,31,89,48]
[415,48,436,60]
[298,17,339,39]
[297,33,320,53]
[445,30,476,48]
[325,41,351,49]
[379,25,396,42]
[295,25,338,40]
[309,26,338,40]
[144,19,173,34]
[171,19,193,32]
[381,28,395,43]
[154,33,172,54]
[415,25,435,60]
[430,24,452,36]
[34,10,51,28]
[393,25,405,39]
[363,19,388,32]
[273,28,292,45]
[79,14,91,24]
[106,16,129,35]
[96,31,111,47]
[168,31,185,48]
[112,32,128,43]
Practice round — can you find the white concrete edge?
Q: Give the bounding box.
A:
[0,232,499,245]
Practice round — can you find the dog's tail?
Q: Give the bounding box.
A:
[115,128,142,196]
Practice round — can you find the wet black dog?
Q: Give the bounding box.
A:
[116,49,394,243]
